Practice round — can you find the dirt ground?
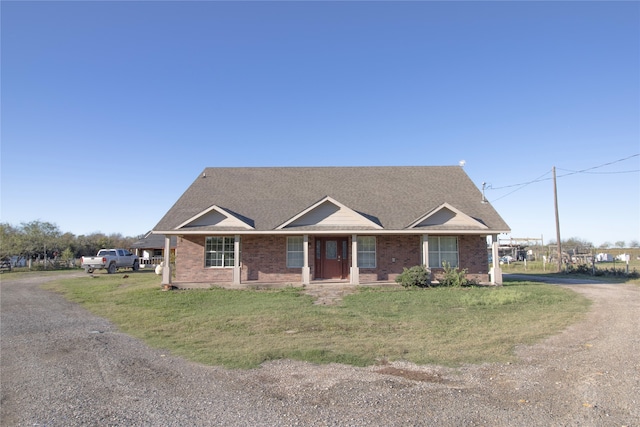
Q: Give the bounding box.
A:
[256,279,640,425]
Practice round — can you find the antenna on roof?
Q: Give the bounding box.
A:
[481,182,488,203]
[459,160,466,167]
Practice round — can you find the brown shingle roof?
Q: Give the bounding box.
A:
[153,166,510,234]
[130,233,177,249]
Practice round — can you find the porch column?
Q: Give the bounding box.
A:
[233,235,241,285]
[162,235,172,287]
[421,234,429,267]
[302,234,310,285]
[350,234,359,285]
[490,235,502,285]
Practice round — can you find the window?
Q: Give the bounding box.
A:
[326,240,337,259]
[428,236,458,268]
[205,236,236,267]
[287,236,304,268]
[357,236,376,268]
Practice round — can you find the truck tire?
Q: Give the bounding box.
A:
[107,262,117,274]
[85,267,94,274]
[132,260,140,271]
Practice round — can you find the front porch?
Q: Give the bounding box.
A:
[160,232,497,288]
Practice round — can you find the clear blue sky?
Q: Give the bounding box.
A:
[2,1,639,247]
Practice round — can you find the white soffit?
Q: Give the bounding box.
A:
[276,196,383,229]
[174,205,254,230]
[408,203,488,229]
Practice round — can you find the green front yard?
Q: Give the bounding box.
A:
[44,272,591,369]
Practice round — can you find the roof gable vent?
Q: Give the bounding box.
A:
[277,196,382,230]
[408,203,487,230]
[175,205,254,230]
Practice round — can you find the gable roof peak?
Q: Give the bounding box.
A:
[408,202,488,230]
[175,204,254,230]
[276,196,383,230]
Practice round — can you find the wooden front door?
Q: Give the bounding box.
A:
[315,237,349,279]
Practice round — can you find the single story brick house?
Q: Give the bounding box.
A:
[152,166,510,287]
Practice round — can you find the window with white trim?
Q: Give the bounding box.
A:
[428,236,458,268]
[287,236,304,268]
[205,236,236,267]
[357,236,376,268]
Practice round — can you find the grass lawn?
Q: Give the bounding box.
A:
[43,272,591,369]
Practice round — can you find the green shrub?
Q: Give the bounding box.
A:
[61,248,75,263]
[566,263,639,279]
[563,263,592,275]
[438,262,477,287]
[395,265,432,288]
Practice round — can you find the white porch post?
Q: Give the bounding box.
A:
[232,235,241,285]
[162,235,172,287]
[490,235,502,285]
[350,234,359,285]
[302,234,310,285]
[421,234,429,267]
[422,234,432,283]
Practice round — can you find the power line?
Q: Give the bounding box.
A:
[486,153,639,203]
[558,169,639,175]
[487,171,552,191]
[556,153,639,177]
[489,170,552,203]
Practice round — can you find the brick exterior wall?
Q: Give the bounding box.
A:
[431,235,490,283]
[364,235,421,282]
[175,235,312,284]
[176,236,233,283]
[458,234,490,276]
[175,234,490,284]
[241,235,307,283]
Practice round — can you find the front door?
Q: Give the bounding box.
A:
[315,237,348,279]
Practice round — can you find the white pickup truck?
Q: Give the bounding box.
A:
[81,249,140,274]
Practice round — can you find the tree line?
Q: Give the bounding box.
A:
[546,237,639,250]
[0,220,141,263]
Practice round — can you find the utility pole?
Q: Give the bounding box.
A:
[553,166,562,272]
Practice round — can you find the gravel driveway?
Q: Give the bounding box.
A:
[1,273,638,426]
